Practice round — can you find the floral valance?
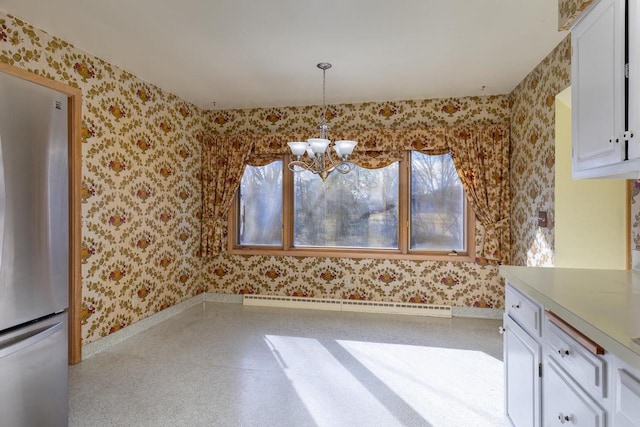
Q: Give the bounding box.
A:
[248,128,452,168]
[249,128,450,155]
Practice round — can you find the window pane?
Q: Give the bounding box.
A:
[411,152,465,251]
[294,164,398,248]
[238,161,282,245]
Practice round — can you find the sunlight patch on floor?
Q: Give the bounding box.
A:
[337,340,505,426]
[265,335,505,426]
[265,335,402,426]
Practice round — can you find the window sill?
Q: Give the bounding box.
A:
[227,246,475,262]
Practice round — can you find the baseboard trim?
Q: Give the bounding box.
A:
[241,294,504,319]
[243,294,452,318]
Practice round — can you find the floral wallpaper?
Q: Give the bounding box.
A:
[509,35,571,266]
[204,255,503,308]
[0,11,206,344]
[202,96,510,308]
[1,7,572,346]
[558,0,596,30]
[206,96,510,134]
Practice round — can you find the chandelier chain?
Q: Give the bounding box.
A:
[321,66,327,137]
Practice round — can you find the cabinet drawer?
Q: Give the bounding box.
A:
[543,358,606,427]
[613,359,640,427]
[505,284,542,338]
[544,314,607,398]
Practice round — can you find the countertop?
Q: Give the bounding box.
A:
[499,266,640,372]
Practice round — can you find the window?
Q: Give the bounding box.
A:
[230,151,474,261]
[410,152,465,251]
[238,161,282,246]
[293,164,399,248]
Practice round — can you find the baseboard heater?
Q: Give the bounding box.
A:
[242,295,452,318]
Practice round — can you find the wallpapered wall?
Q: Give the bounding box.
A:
[0,12,206,344]
[558,0,595,30]
[509,36,571,266]
[1,9,572,345]
[202,97,510,307]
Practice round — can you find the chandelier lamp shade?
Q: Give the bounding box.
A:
[287,62,358,181]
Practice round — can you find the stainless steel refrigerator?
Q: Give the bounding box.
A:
[0,71,69,426]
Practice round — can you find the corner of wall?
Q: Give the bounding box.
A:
[508,35,571,266]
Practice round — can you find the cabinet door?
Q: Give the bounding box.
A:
[572,0,625,173]
[612,357,640,427]
[543,358,606,427]
[504,314,541,427]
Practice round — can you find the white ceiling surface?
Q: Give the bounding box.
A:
[0,0,567,110]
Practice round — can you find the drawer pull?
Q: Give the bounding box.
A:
[498,326,505,335]
[558,413,571,424]
[545,311,604,355]
[558,349,570,358]
[511,303,520,309]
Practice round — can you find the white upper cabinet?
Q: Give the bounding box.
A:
[629,0,640,160]
[572,0,629,178]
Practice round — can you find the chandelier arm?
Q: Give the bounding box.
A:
[324,144,340,168]
[288,159,315,173]
[334,162,356,174]
[324,144,352,168]
[325,145,355,174]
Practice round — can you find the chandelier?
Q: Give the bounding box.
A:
[287,63,358,181]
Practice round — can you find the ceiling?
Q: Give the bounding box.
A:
[0,0,568,111]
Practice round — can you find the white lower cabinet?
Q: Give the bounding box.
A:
[504,282,640,426]
[611,357,640,427]
[504,283,543,427]
[504,314,541,427]
[543,358,606,426]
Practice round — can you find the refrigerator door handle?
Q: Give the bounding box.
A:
[0,320,63,358]
[0,135,4,269]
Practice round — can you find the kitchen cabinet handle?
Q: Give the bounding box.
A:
[545,311,605,355]
[558,349,570,358]
[498,326,505,335]
[558,413,571,423]
[511,303,520,309]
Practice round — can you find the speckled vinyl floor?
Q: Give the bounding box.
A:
[69,302,506,427]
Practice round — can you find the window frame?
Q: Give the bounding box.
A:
[228,151,475,261]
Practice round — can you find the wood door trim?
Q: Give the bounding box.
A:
[0,62,83,364]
